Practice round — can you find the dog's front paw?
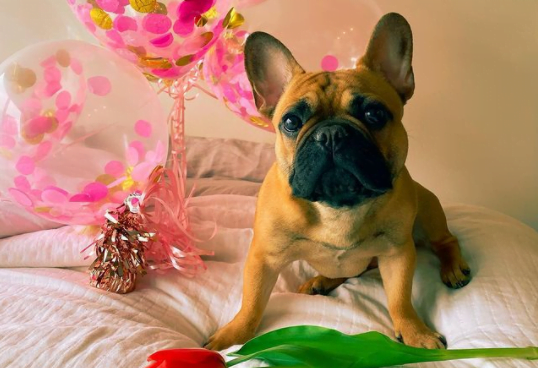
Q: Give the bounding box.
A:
[204,320,255,351]
[396,323,447,349]
[297,275,347,295]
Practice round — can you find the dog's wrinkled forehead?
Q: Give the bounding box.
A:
[276,69,403,126]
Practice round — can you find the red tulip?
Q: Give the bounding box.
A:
[146,348,226,368]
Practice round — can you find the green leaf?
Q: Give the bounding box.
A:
[227,325,538,368]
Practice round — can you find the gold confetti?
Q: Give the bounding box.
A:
[223,8,244,29]
[201,6,218,21]
[0,148,12,160]
[143,72,160,82]
[196,15,208,27]
[175,54,194,67]
[43,110,59,134]
[96,174,116,185]
[90,8,113,29]
[34,207,52,213]
[250,116,269,128]
[122,167,135,191]
[153,2,167,14]
[21,130,43,145]
[56,49,71,67]
[130,0,157,13]
[127,45,147,56]
[200,31,214,47]
[6,63,36,93]
[138,56,172,69]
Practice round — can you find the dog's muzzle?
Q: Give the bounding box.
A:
[289,120,393,207]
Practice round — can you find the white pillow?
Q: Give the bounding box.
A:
[0,201,62,239]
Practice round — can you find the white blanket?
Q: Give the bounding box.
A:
[1,194,537,368]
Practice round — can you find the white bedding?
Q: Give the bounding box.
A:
[1,192,538,368]
[1,137,537,368]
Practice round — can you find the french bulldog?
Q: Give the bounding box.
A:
[205,12,471,351]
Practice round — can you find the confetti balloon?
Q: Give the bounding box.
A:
[202,29,272,132]
[241,0,383,72]
[0,40,168,225]
[67,0,236,81]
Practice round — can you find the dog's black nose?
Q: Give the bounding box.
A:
[313,124,349,151]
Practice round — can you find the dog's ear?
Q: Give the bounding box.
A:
[244,32,305,117]
[358,13,415,102]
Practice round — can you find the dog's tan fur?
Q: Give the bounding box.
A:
[205,13,470,351]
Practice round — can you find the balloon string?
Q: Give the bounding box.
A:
[193,83,218,99]
[139,64,216,275]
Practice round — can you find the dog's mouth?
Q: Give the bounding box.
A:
[289,122,393,208]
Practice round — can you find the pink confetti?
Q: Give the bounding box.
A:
[150,33,174,48]
[55,91,72,110]
[42,186,69,203]
[85,21,97,33]
[143,14,172,34]
[134,120,152,138]
[127,146,139,166]
[106,30,125,46]
[105,160,125,178]
[45,82,62,97]
[69,193,92,203]
[96,0,119,12]
[14,176,31,191]
[71,58,83,75]
[87,76,111,96]
[1,115,17,134]
[35,141,53,158]
[321,55,339,72]
[25,116,53,138]
[173,19,194,37]
[83,182,108,201]
[44,66,61,83]
[131,162,153,182]
[16,156,35,175]
[129,141,145,159]
[56,109,70,123]
[0,134,15,149]
[151,66,183,79]
[9,188,33,207]
[111,190,128,202]
[114,15,138,32]
[40,56,57,68]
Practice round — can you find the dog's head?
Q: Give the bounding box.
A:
[245,13,414,208]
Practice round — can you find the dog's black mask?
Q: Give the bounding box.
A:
[289,121,393,208]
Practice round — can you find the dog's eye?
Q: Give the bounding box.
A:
[364,107,388,128]
[282,114,303,133]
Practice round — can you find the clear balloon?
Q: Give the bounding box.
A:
[240,0,383,72]
[67,0,236,81]
[202,29,272,132]
[201,0,382,132]
[0,40,168,225]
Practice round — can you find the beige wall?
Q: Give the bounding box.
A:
[186,1,538,230]
[1,1,536,230]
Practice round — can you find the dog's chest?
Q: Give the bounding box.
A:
[295,232,392,278]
